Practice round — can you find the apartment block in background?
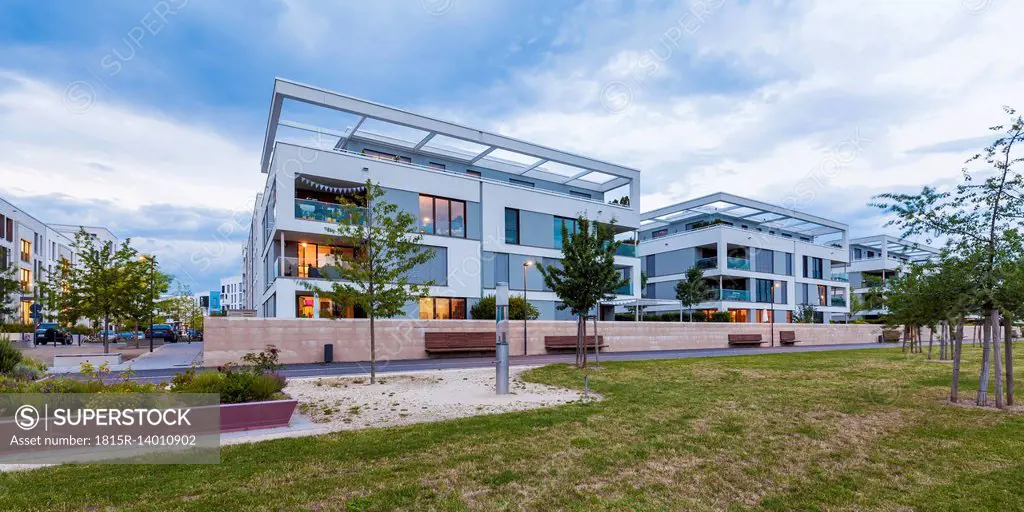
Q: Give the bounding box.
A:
[833,235,940,320]
[219,275,244,311]
[0,198,117,325]
[638,192,851,323]
[244,78,642,320]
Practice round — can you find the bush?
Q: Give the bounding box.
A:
[241,346,283,374]
[0,337,23,375]
[470,295,540,320]
[9,362,44,381]
[709,311,733,323]
[172,349,288,404]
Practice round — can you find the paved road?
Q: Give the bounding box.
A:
[95,342,891,384]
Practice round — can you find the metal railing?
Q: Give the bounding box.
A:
[615,244,637,257]
[831,296,847,307]
[830,272,849,282]
[294,198,366,225]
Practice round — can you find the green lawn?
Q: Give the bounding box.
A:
[3,346,1024,511]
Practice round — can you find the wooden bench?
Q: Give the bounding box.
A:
[779,331,798,345]
[880,329,901,343]
[424,332,496,353]
[544,336,606,350]
[728,333,764,346]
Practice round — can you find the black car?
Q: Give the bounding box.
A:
[34,323,71,345]
[145,324,178,342]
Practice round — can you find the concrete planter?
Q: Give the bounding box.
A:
[219,399,298,433]
[53,353,123,369]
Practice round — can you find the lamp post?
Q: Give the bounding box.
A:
[769,281,780,347]
[522,260,533,356]
[141,255,156,353]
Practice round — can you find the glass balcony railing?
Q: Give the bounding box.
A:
[831,296,847,307]
[615,243,637,257]
[830,273,849,282]
[294,198,366,225]
[275,256,351,280]
[615,281,632,295]
[726,257,750,270]
[695,256,718,270]
[720,289,749,301]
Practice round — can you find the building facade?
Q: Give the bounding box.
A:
[637,193,851,323]
[0,198,117,325]
[833,235,940,320]
[219,275,243,311]
[244,79,642,320]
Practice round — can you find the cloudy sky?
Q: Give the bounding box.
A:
[1,0,1020,292]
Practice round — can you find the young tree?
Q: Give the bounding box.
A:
[122,256,172,348]
[470,294,539,320]
[305,180,434,384]
[873,106,1023,407]
[795,304,817,324]
[0,263,21,333]
[537,215,627,368]
[72,229,139,353]
[675,266,712,322]
[37,257,84,329]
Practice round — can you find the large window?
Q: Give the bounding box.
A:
[20,268,30,293]
[419,297,467,320]
[419,195,466,238]
[20,240,30,263]
[755,249,774,273]
[5,218,12,242]
[553,216,578,250]
[803,256,823,279]
[505,208,520,244]
[755,279,786,304]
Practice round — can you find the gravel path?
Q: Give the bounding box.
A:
[285,366,588,431]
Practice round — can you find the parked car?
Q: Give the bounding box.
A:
[34,323,71,345]
[187,329,203,341]
[145,324,178,342]
[117,331,145,340]
[97,330,118,340]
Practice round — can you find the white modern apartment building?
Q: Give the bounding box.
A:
[0,198,118,325]
[637,193,851,323]
[833,235,940,319]
[244,78,642,320]
[219,275,244,311]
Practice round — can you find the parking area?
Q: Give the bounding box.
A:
[14,342,158,367]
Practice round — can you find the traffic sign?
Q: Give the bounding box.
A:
[29,303,43,314]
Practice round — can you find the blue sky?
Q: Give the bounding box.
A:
[0,0,1021,293]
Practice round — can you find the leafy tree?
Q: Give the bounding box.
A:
[0,263,21,330]
[873,106,1023,407]
[470,294,539,320]
[122,256,172,347]
[72,229,139,353]
[37,257,83,328]
[795,304,817,324]
[675,266,712,321]
[538,215,627,368]
[305,180,434,384]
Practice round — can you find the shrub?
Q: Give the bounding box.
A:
[709,311,733,323]
[0,337,23,375]
[241,346,283,374]
[470,295,540,320]
[9,362,44,381]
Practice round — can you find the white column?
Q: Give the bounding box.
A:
[279,231,285,277]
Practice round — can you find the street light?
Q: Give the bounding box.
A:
[522,260,533,356]
[769,281,780,347]
[141,255,156,353]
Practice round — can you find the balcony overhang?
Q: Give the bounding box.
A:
[641,192,848,240]
[849,235,940,261]
[260,78,640,194]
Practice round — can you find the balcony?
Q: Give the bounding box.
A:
[294,198,366,225]
[726,257,750,271]
[615,243,637,258]
[275,256,350,280]
[830,273,849,282]
[720,289,750,301]
[614,281,632,295]
[695,256,718,270]
[831,296,847,307]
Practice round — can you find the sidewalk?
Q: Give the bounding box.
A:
[47,342,203,374]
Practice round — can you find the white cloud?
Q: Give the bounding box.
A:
[464,0,1024,237]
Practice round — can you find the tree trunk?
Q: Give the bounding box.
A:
[928,327,934,359]
[103,314,109,354]
[978,316,992,406]
[951,321,964,403]
[369,313,377,384]
[992,310,1003,409]
[1006,317,1014,407]
[575,316,584,368]
[581,315,588,369]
